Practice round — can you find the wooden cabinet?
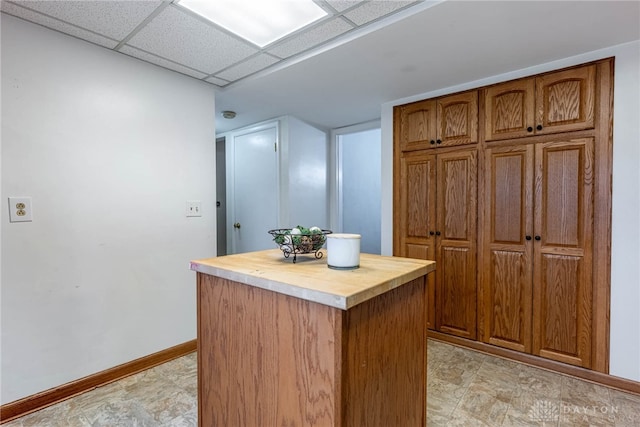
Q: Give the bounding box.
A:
[396,91,478,151]
[398,152,436,328]
[397,149,477,338]
[394,58,612,376]
[481,138,594,368]
[533,138,594,368]
[480,144,534,353]
[484,64,595,141]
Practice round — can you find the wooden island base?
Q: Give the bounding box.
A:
[193,250,434,426]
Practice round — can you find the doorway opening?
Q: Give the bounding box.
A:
[335,123,382,254]
[216,137,227,256]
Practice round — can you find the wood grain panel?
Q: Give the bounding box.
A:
[198,274,339,426]
[484,78,535,141]
[436,149,477,339]
[487,250,530,351]
[198,270,429,427]
[541,145,584,247]
[404,156,433,239]
[342,277,427,426]
[396,99,437,151]
[492,152,526,243]
[591,58,614,373]
[437,90,478,147]
[481,144,533,352]
[536,65,595,134]
[438,153,475,241]
[406,243,436,330]
[535,254,591,367]
[533,138,594,368]
[438,247,475,339]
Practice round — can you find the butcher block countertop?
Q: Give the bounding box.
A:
[190,249,435,310]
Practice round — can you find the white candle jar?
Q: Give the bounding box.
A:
[327,233,361,270]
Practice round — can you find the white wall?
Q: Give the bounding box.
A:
[1,15,217,404]
[284,116,329,229]
[381,40,640,382]
[339,128,382,254]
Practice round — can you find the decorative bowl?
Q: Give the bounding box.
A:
[268,228,333,263]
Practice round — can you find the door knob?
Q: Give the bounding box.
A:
[435,231,441,236]
[233,222,241,229]
[535,235,541,241]
[525,235,532,241]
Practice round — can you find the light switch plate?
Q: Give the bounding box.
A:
[9,197,33,222]
[186,200,202,217]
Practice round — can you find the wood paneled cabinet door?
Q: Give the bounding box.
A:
[435,150,478,340]
[533,138,594,368]
[481,144,534,353]
[396,149,477,336]
[481,138,594,368]
[396,91,478,151]
[397,152,437,329]
[484,64,596,141]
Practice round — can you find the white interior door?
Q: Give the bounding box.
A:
[230,124,279,254]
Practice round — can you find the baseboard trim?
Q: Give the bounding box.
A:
[0,339,197,424]
[428,331,640,395]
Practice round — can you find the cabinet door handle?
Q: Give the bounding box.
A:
[534,235,541,241]
[536,125,543,131]
[430,140,436,145]
[525,235,532,241]
[527,126,533,132]
[429,231,435,236]
[234,222,241,229]
[436,139,442,144]
[435,231,441,236]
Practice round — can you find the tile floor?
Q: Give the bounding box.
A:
[4,340,639,426]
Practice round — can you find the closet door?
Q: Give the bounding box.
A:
[437,91,478,147]
[435,149,477,339]
[532,138,594,368]
[398,152,437,329]
[484,78,536,141]
[396,100,437,152]
[535,65,596,135]
[481,144,534,353]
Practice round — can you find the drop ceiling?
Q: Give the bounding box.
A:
[0,0,426,87]
[2,1,639,134]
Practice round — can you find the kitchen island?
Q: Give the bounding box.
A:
[190,249,435,426]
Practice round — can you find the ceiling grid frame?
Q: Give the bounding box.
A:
[0,0,423,88]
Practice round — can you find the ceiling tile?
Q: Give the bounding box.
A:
[215,54,280,82]
[0,1,118,48]
[325,1,364,13]
[126,5,259,75]
[268,18,354,59]
[344,1,417,26]
[6,0,163,40]
[119,45,208,80]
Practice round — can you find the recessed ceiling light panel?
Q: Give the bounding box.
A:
[178,0,328,48]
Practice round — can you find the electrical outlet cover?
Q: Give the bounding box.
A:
[9,197,33,222]
[186,200,202,217]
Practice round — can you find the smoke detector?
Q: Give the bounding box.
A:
[221,110,237,119]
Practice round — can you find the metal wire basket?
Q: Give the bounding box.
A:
[268,228,333,263]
